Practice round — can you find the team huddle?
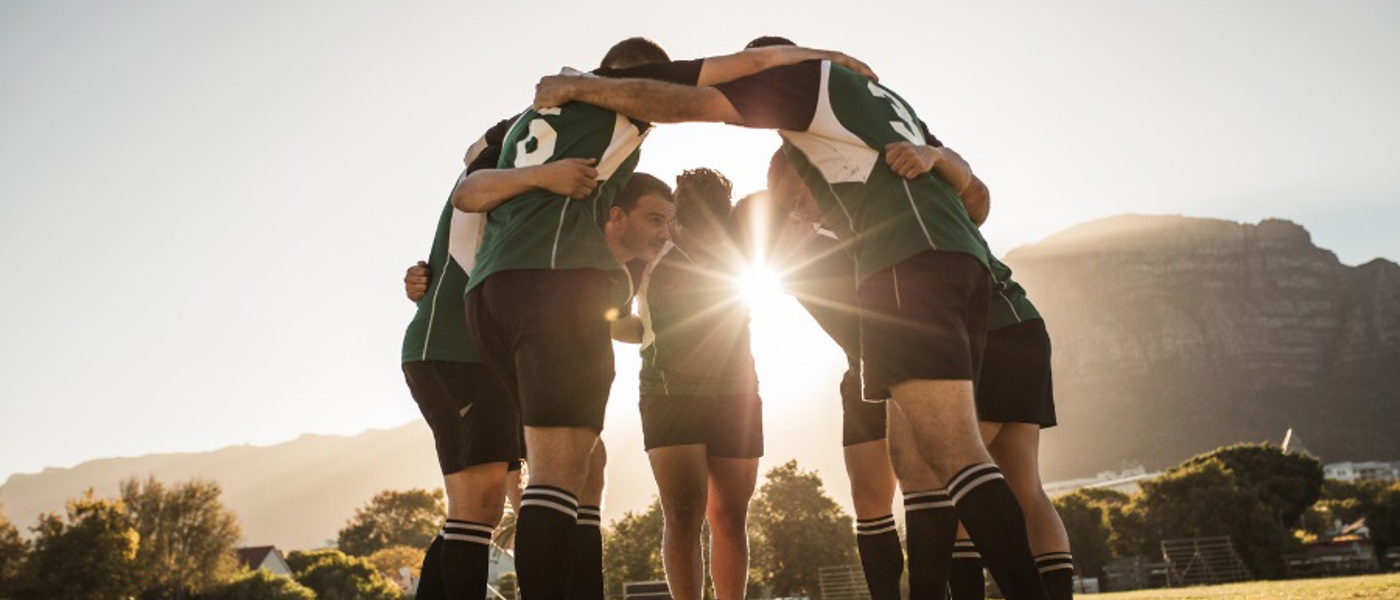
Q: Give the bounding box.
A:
[400,36,1073,600]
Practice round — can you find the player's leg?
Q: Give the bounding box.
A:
[649,444,711,600]
[842,376,903,600]
[571,441,609,600]
[862,251,1046,600]
[888,401,956,600]
[987,424,1073,600]
[704,392,763,600]
[706,456,759,600]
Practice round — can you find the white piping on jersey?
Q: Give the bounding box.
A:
[902,178,937,250]
[893,264,902,310]
[816,226,839,240]
[419,256,455,361]
[550,200,569,269]
[998,288,1023,323]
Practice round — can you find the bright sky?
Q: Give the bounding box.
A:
[2,0,1398,487]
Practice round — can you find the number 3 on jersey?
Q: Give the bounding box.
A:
[513,111,560,168]
[866,82,923,145]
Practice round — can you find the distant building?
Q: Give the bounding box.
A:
[236,546,293,576]
[1044,464,1158,497]
[1323,461,1400,482]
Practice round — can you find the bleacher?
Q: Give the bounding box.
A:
[817,565,871,600]
[1161,536,1252,587]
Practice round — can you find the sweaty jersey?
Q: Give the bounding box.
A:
[402,195,485,363]
[465,60,702,294]
[714,60,992,283]
[638,243,759,397]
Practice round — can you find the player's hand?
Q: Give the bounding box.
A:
[536,158,599,200]
[405,261,430,302]
[829,52,878,82]
[884,142,940,180]
[534,75,578,110]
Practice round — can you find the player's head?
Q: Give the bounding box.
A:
[761,149,822,257]
[745,36,796,49]
[609,172,676,262]
[600,37,671,69]
[674,168,733,248]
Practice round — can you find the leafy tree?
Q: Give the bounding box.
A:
[1178,443,1322,527]
[337,488,444,557]
[288,548,402,600]
[1114,459,1291,578]
[1052,490,1116,581]
[12,490,142,600]
[748,460,856,598]
[602,498,666,597]
[0,505,29,596]
[367,544,425,581]
[121,476,242,598]
[202,568,316,600]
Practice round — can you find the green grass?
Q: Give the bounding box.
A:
[1090,573,1400,599]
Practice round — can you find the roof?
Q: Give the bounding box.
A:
[236,546,278,569]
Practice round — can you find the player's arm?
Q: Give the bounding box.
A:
[695,46,876,85]
[405,261,430,302]
[450,159,600,213]
[610,315,643,344]
[535,76,743,125]
[883,142,990,225]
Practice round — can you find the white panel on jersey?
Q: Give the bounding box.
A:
[448,210,484,272]
[595,114,647,180]
[779,61,879,185]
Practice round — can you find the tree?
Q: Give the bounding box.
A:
[748,460,856,598]
[366,545,425,582]
[287,548,403,600]
[1178,443,1322,528]
[120,476,242,599]
[0,505,29,596]
[12,490,142,600]
[202,568,316,600]
[602,498,666,597]
[336,488,444,557]
[1052,490,1118,581]
[1113,459,1291,578]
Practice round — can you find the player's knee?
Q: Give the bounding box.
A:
[663,496,708,528]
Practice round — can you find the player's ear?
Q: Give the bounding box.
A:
[608,205,626,223]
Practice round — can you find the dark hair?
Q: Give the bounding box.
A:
[600,37,671,69]
[615,172,674,213]
[675,168,733,231]
[745,36,796,49]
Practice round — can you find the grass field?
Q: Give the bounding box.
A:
[1089,573,1400,599]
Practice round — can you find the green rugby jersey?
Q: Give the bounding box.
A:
[787,228,861,375]
[987,253,1041,331]
[638,243,758,397]
[466,61,702,294]
[715,61,991,283]
[401,196,484,363]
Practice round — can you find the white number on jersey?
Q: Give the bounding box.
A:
[867,82,923,145]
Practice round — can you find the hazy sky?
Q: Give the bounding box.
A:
[2,0,1398,487]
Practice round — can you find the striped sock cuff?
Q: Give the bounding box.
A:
[442,519,494,546]
[1035,552,1075,574]
[856,514,898,536]
[903,488,953,512]
[520,485,579,518]
[952,539,981,560]
[577,505,602,527]
[947,463,1005,504]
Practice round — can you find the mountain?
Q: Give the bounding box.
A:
[1010,215,1400,480]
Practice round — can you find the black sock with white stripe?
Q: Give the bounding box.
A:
[904,489,957,600]
[516,485,579,600]
[949,539,985,600]
[414,534,446,600]
[441,519,493,598]
[855,514,904,600]
[570,506,605,600]
[1035,553,1075,600]
[947,463,1047,600]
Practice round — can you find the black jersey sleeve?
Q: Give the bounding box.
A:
[594,58,704,86]
[465,114,521,174]
[712,61,821,132]
[919,119,944,148]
